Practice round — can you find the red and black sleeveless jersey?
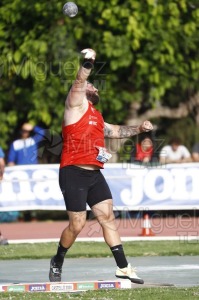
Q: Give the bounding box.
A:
[60,102,105,168]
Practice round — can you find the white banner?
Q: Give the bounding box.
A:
[0,163,199,211]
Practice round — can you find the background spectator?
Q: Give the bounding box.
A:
[0,145,19,223]
[131,133,154,164]
[192,143,199,162]
[0,146,5,180]
[7,122,45,221]
[159,137,192,164]
[7,123,44,166]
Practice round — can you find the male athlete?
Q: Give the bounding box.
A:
[49,48,153,284]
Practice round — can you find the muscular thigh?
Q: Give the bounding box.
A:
[92,199,113,217]
[67,210,87,226]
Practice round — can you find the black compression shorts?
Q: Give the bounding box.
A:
[59,165,112,212]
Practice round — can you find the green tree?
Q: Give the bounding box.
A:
[0,0,198,158]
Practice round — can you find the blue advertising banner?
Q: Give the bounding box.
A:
[0,163,199,211]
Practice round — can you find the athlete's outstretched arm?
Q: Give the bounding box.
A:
[66,49,96,108]
[104,121,153,139]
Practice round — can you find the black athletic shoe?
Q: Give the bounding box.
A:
[49,256,62,282]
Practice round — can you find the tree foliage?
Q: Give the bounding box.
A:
[0,0,198,153]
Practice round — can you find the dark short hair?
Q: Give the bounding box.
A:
[138,133,153,143]
[169,137,181,145]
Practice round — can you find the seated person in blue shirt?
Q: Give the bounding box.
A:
[0,146,5,180]
[7,123,44,166]
[0,146,19,223]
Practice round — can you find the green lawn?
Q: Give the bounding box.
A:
[0,240,198,260]
[1,287,199,300]
[0,241,198,299]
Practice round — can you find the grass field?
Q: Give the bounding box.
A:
[0,287,199,300]
[0,241,198,299]
[0,240,198,260]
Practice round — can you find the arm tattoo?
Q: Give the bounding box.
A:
[104,125,114,138]
[117,126,140,138]
[104,124,141,138]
